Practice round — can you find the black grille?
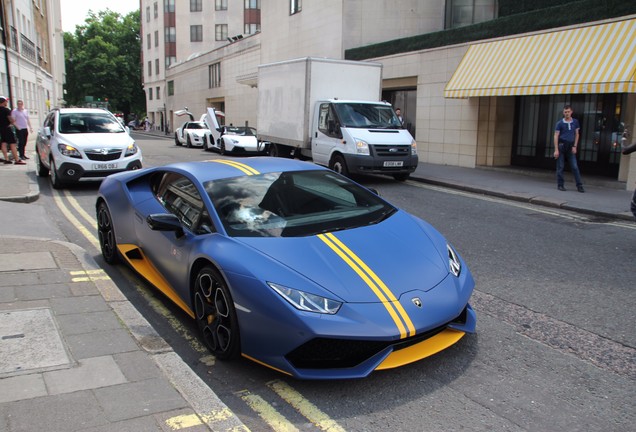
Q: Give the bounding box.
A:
[285,306,469,370]
[371,145,411,157]
[85,149,122,161]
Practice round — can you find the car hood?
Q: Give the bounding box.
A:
[59,132,134,148]
[187,130,208,137]
[237,211,449,303]
[224,135,257,144]
[343,128,413,146]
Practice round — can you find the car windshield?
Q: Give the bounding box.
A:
[205,170,396,237]
[333,103,402,129]
[187,122,206,130]
[225,126,255,136]
[59,113,125,134]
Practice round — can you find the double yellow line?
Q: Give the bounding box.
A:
[317,232,416,339]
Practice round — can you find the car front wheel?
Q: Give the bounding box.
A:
[193,266,240,360]
[96,202,119,264]
[35,151,49,177]
[49,158,65,189]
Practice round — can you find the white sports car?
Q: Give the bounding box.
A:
[205,125,267,155]
[174,121,209,148]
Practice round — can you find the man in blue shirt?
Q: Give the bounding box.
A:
[554,105,584,192]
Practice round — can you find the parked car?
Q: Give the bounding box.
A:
[35,108,142,189]
[96,157,476,379]
[174,121,209,148]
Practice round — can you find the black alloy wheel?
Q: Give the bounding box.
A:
[330,154,349,177]
[97,202,119,264]
[194,266,240,360]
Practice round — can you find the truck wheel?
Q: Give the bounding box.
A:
[393,173,410,181]
[269,143,292,158]
[330,154,349,177]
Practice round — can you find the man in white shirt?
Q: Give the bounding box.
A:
[11,100,33,160]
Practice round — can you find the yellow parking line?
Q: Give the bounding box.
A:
[267,380,346,432]
[52,190,100,249]
[165,413,203,430]
[236,390,299,432]
[63,189,97,229]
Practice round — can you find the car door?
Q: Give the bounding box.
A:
[37,112,56,168]
[137,171,214,301]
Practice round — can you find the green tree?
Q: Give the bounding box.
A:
[63,9,144,122]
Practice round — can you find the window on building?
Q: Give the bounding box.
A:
[191,25,203,42]
[244,23,260,34]
[154,30,159,47]
[165,27,176,43]
[191,0,202,12]
[146,6,150,22]
[165,56,176,68]
[149,88,153,100]
[216,0,227,11]
[167,80,174,96]
[155,59,160,75]
[290,0,301,15]
[215,24,228,41]
[245,0,260,8]
[445,0,497,29]
[164,0,175,13]
[147,34,151,50]
[156,86,161,99]
[148,61,152,77]
[154,2,158,18]
[209,63,221,88]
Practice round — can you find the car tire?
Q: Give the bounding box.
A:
[330,154,349,177]
[219,140,226,155]
[35,151,49,177]
[175,133,181,146]
[49,157,65,189]
[269,143,292,158]
[186,135,192,148]
[193,266,241,360]
[96,201,120,264]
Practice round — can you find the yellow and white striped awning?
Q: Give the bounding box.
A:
[444,19,636,98]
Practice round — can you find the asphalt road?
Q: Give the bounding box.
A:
[35,133,636,431]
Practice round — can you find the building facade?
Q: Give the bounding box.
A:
[0,0,63,130]
[142,1,636,189]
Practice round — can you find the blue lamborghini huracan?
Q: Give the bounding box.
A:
[96,157,476,379]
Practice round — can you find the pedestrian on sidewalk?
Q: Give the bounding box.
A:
[0,96,24,165]
[553,104,584,192]
[11,99,33,160]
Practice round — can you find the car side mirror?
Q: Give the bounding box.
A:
[43,126,51,137]
[146,213,185,238]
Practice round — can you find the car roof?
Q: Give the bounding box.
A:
[164,157,328,183]
[57,108,114,115]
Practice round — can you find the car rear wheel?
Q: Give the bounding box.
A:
[35,151,49,177]
[49,158,65,189]
[96,202,119,264]
[194,266,240,360]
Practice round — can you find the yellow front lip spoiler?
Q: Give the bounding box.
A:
[375,328,465,370]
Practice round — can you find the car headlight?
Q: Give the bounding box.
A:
[411,139,418,155]
[57,143,82,158]
[354,139,370,155]
[125,142,139,156]
[447,244,461,277]
[268,282,342,314]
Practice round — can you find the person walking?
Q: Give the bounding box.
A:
[0,97,24,165]
[11,99,33,160]
[553,104,584,192]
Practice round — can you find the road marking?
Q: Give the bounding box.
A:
[267,380,346,432]
[52,189,100,249]
[236,389,299,432]
[63,190,97,229]
[165,413,203,429]
[70,269,111,282]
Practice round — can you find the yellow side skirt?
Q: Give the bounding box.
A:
[375,328,465,370]
[118,244,195,318]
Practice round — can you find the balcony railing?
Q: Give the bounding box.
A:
[20,34,36,62]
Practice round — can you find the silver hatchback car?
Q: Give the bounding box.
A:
[35,108,142,188]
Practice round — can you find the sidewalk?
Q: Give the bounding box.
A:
[0,142,633,431]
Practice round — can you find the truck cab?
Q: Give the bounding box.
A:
[310,100,418,181]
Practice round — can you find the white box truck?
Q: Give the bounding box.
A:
[257,57,418,180]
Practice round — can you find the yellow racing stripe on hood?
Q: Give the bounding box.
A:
[208,159,260,175]
[317,232,416,339]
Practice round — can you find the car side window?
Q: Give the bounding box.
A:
[154,172,215,235]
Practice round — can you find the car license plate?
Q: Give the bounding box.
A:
[92,163,118,170]
[383,161,403,167]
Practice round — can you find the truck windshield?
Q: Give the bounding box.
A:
[205,170,396,237]
[333,103,402,129]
